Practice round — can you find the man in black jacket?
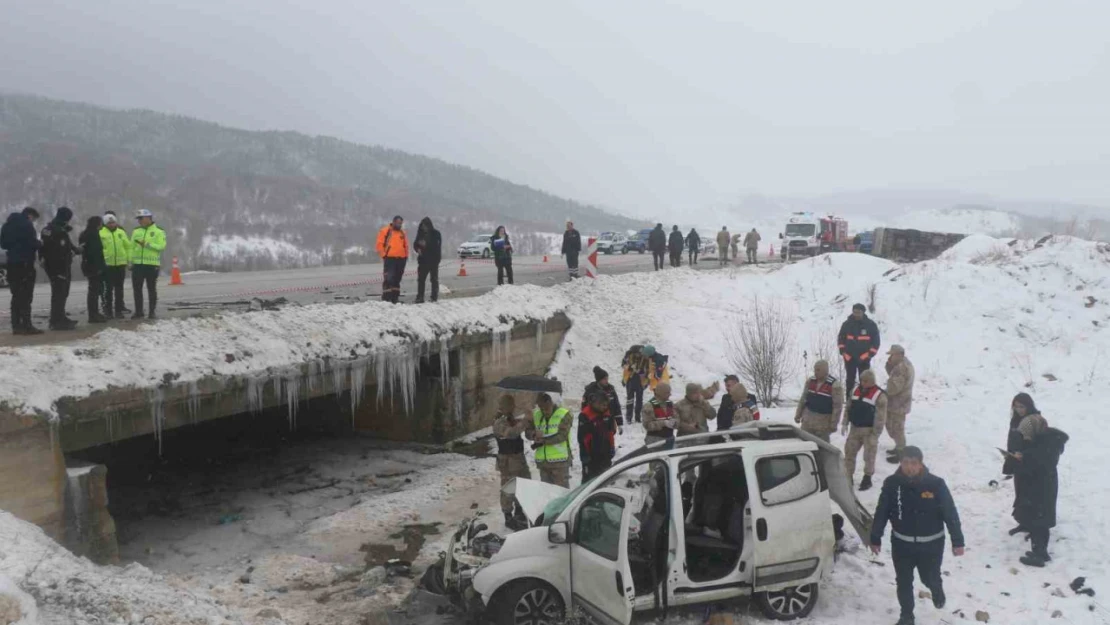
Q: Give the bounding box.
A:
[584,366,624,428]
[412,217,441,303]
[40,206,82,330]
[648,223,667,270]
[717,375,740,431]
[667,226,684,267]
[0,207,43,334]
[578,391,617,481]
[561,221,582,279]
[838,303,881,398]
[871,447,965,625]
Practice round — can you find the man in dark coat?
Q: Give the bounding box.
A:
[412,217,442,303]
[717,375,740,431]
[584,366,624,427]
[685,228,701,265]
[0,207,43,334]
[1012,427,1068,567]
[648,223,667,270]
[838,303,881,398]
[561,221,582,280]
[667,225,684,267]
[39,206,81,330]
[871,446,965,625]
[577,391,617,481]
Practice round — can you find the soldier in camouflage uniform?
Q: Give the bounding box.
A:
[492,394,531,530]
[884,345,916,463]
[841,369,888,491]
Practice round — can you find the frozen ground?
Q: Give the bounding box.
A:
[2,235,1109,624]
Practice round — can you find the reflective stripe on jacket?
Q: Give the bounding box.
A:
[129,224,166,266]
[533,407,570,463]
[100,227,131,267]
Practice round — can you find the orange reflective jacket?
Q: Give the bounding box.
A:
[376,225,409,259]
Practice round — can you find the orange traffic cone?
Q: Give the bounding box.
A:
[542,254,549,263]
[169,256,184,286]
[457,261,468,277]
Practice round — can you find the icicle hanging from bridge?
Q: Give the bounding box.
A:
[307,359,321,393]
[536,319,546,352]
[491,328,512,365]
[349,358,369,416]
[283,372,301,430]
[246,376,264,414]
[331,360,348,397]
[439,341,451,397]
[187,380,201,424]
[372,346,419,413]
[149,387,166,455]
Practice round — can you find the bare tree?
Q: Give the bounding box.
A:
[725,297,799,405]
[806,325,845,385]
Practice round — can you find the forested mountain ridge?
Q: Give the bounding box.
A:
[0,93,642,270]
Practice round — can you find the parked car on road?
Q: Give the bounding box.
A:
[597,232,629,254]
[428,423,871,624]
[624,229,653,254]
[458,234,494,259]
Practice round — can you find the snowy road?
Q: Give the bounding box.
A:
[0,252,774,346]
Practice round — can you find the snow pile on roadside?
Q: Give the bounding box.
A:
[546,235,1110,625]
[0,284,565,417]
[198,235,319,264]
[0,512,237,625]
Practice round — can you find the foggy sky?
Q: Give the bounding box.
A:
[1,0,1107,215]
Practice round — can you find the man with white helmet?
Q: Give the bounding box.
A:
[129,209,166,319]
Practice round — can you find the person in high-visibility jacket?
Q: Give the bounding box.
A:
[129,209,166,319]
[376,215,409,303]
[99,214,131,318]
[527,392,572,487]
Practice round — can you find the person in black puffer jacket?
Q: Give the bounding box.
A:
[1012,423,1067,567]
[78,216,108,324]
[0,207,43,334]
[39,206,81,330]
[584,366,624,428]
[412,217,441,303]
[668,226,684,267]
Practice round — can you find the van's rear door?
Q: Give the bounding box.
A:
[742,449,833,590]
[570,488,636,625]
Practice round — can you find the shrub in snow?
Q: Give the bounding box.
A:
[725,297,798,404]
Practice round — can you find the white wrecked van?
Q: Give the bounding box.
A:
[430,423,872,623]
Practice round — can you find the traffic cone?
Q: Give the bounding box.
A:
[542,254,549,263]
[457,261,468,277]
[169,256,184,286]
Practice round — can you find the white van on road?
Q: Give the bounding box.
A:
[431,423,872,624]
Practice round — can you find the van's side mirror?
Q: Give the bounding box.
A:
[548,522,569,544]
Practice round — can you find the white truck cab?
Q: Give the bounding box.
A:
[437,423,871,624]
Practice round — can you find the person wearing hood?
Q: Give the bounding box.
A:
[1003,393,1038,536]
[99,213,131,318]
[490,225,514,286]
[838,303,881,400]
[578,391,618,481]
[412,217,441,303]
[130,209,166,319]
[621,346,650,423]
[716,227,731,265]
[1010,414,1067,567]
[668,225,684,267]
[642,382,678,445]
[870,446,965,625]
[0,207,44,334]
[685,228,701,265]
[78,216,108,324]
[40,206,81,330]
[585,366,624,428]
[492,394,531,530]
[376,215,408,303]
[648,223,667,270]
[675,381,720,435]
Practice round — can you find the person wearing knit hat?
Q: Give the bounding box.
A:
[675,380,720,435]
[583,365,624,429]
[642,382,677,445]
[40,206,80,330]
[578,391,618,480]
[491,394,531,530]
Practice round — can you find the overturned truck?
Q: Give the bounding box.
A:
[871,227,966,262]
[425,423,872,624]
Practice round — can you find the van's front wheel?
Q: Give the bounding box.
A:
[492,580,565,625]
[755,584,819,620]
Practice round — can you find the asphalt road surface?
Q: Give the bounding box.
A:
[0,253,778,347]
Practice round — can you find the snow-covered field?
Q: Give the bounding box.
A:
[2,235,1109,624]
[199,235,320,263]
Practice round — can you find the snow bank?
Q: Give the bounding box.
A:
[198,235,321,264]
[0,284,564,418]
[940,233,1015,262]
[545,236,1110,625]
[0,511,235,625]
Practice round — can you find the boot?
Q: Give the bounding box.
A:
[1008,525,1028,536]
[1020,553,1047,567]
[131,311,145,320]
[859,474,873,491]
[931,585,946,609]
[1025,550,1052,562]
[887,449,901,464]
[89,314,109,324]
[14,325,45,336]
[49,318,78,331]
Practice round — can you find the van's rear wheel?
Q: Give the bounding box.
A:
[755,584,819,620]
[493,580,565,625]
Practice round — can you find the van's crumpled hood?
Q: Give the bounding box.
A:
[502,478,568,523]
